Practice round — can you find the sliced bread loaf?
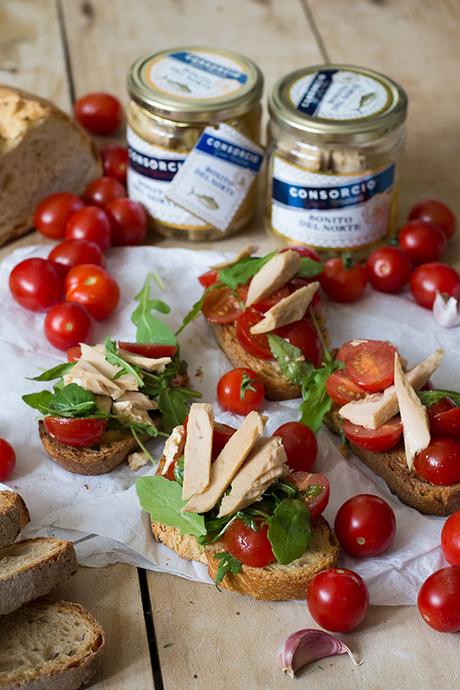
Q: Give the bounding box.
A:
[0,491,30,547]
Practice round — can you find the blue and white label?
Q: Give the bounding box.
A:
[270,155,396,249]
[169,52,247,85]
[166,124,264,232]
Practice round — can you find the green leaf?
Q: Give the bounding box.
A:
[104,337,144,388]
[29,362,75,381]
[418,389,460,407]
[22,383,100,418]
[297,257,324,278]
[267,498,310,565]
[136,476,206,537]
[173,457,185,486]
[299,359,339,433]
[212,552,242,588]
[175,291,208,336]
[131,274,177,346]
[22,390,55,415]
[158,386,192,433]
[218,252,276,290]
[268,334,312,386]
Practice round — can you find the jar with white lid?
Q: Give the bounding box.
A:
[127,47,263,241]
[266,64,408,255]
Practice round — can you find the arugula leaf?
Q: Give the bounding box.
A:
[130,425,155,463]
[136,476,206,537]
[22,390,55,415]
[104,338,144,387]
[418,389,460,407]
[23,384,100,418]
[267,498,310,565]
[218,252,276,290]
[297,257,324,278]
[268,334,312,386]
[173,457,185,486]
[131,274,177,346]
[240,371,257,400]
[212,552,242,588]
[29,362,75,381]
[175,291,208,336]
[158,385,201,433]
[299,358,340,433]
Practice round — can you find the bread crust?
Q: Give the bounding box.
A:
[0,491,30,547]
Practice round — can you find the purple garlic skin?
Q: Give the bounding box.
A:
[278,628,361,678]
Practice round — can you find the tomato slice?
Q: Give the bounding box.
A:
[66,345,82,362]
[326,370,367,406]
[274,317,323,367]
[343,417,402,452]
[287,277,322,310]
[198,270,219,288]
[428,399,460,438]
[212,422,237,459]
[235,309,273,360]
[118,342,177,358]
[44,417,107,448]
[252,286,290,313]
[202,285,244,324]
[287,471,330,520]
[344,340,397,392]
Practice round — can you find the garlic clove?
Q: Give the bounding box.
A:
[433,292,460,328]
[278,628,362,678]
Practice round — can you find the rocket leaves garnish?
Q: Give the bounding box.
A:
[175,291,208,336]
[213,552,243,589]
[136,476,207,537]
[104,337,144,387]
[217,252,276,290]
[268,334,313,386]
[297,257,324,278]
[22,383,101,418]
[267,498,311,565]
[29,362,76,381]
[131,274,177,346]
[418,389,460,407]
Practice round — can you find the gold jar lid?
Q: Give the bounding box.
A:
[128,47,263,123]
[269,64,407,140]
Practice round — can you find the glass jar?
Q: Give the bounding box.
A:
[127,47,263,241]
[266,64,408,256]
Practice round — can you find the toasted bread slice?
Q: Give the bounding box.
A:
[0,537,77,616]
[0,600,104,689]
[326,413,460,516]
[151,516,339,600]
[0,491,30,548]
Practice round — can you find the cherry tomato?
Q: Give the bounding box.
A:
[409,199,456,239]
[307,568,369,633]
[336,339,373,365]
[65,265,120,321]
[441,511,460,565]
[410,263,460,309]
[48,239,105,275]
[83,176,126,208]
[101,145,128,184]
[43,416,107,448]
[287,471,330,520]
[212,422,236,459]
[66,345,82,362]
[366,246,412,294]
[399,220,447,265]
[428,398,460,438]
[344,340,397,392]
[0,438,16,481]
[9,258,63,312]
[65,206,112,251]
[283,246,321,262]
[334,494,396,558]
[287,277,322,311]
[118,342,177,359]
[198,270,219,288]
[105,198,147,246]
[343,417,402,452]
[272,422,318,472]
[414,439,460,485]
[34,192,84,239]
[44,302,92,350]
[319,257,367,303]
[74,92,122,135]
[222,518,275,567]
[326,370,366,406]
[251,286,290,313]
[235,309,273,360]
[274,318,323,368]
[217,368,265,416]
[202,285,244,324]
[417,565,460,632]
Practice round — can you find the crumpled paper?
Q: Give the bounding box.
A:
[0,244,457,605]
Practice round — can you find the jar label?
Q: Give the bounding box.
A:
[127,127,210,229]
[165,123,264,232]
[270,155,395,248]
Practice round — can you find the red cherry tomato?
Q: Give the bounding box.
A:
[334,494,396,558]
[252,286,291,313]
[336,339,372,365]
[66,345,82,362]
[307,568,369,633]
[65,265,120,321]
[117,342,177,359]
[410,263,460,309]
[202,285,244,324]
[65,206,112,251]
[44,302,92,350]
[319,258,367,303]
[344,340,397,392]
[74,92,122,135]
[83,176,126,208]
[101,145,128,184]
[198,270,219,288]
[212,422,236,459]
[0,438,16,481]
[409,199,456,239]
[414,439,460,485]
[48,239,105,274]
[287,277,322,311]
[366,245,412,294]
[105,198,147,246]
[326,370,366,406]
[34,193,84,239]
[43,416,107,448]
[283,246,321,262]
[428,398,460,438]
[222,518,275,567]
[417,565,460,632]
[9,258,63,312]
[272,422,318,472]
[217,368,265,416]
[399,220,447,265]
[287,471,330,520]
[441,511,460,565]
[274,318,323,368]
[235,309,273,360]
[343,417,402,452]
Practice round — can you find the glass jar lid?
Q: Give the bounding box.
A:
[128,47,263,123]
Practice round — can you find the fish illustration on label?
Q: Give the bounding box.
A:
[189,189,220,210]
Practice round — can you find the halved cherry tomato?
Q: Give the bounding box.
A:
[118,342,177,359]
[307,568,369,633]
[66,345,82,362]
[414,439,460,485]
[274,318,323,367]
[48,239,105,274]
[222,518,275,567]
[34,192,84,239]
[202,285,244,324]
[198,270,219,288]
[409,199,456,239]
[212,422,236,459]
[336,339,371,365]
[319,257,367,303]
[334,494,396,558]
[44,302,92,351]
[235,309,273,360]
[344,340,397,392]
[217,368,265,416]
[44,417,107,447]
[65,265,120,321]
[9,258,63,312]
[343,417,402,452]
[272,422,318,472]
[417,565,460,632]
[83,176,126,208]
[65,206,112,251]
[74,92,122,135]
[441,511,460,565]
[326,370,367,406]
[428,398,460,438]
[101,145,128,185]
[287,471,330,520]
[0,438,16,481]
[252,286,290,313]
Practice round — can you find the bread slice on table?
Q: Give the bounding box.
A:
[0,85,101,247]
[0,491,30,547]
[0,600,105,690]
[0,537,77,616]
[326,413,460,516]
[152,516,339,600]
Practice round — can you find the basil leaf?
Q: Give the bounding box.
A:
[104,337,144,388]
[418,389,460,407]
[212,552,242,588]
[268,334,312,386]
[136,476,206,537]
[297,257,324,278]
[267,498,310,565]
[131,274,177,346]
[29,362,75,381]
[299,359,340,433]
[48,383,98,416]
[175,291,208,336]
[218,252,276,290]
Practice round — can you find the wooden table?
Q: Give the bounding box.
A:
[1,1,459,687]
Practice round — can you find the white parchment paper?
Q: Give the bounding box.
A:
[0,244,457,605]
